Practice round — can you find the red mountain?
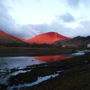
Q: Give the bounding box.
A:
[0,30,25,41]
[0,30,27,46]
[26,32,70,44]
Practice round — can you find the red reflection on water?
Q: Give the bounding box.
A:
[35,55,69,62]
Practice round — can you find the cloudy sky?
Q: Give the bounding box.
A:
[0,0,90,38]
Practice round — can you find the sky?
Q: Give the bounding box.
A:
[0,0,90,38]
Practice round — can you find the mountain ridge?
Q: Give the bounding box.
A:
[54,36,90,47]
[26,32,70,44]
[0,30,28,46]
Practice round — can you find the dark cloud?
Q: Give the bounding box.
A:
[79,21,90,36]
[67,0,90,8]
[0,0,89,39]
[29,20,90,38]
[18,25,41,39]
[0,0,15,32]
[29,23,74,37]
[0,1,40,39]
[67,0,80,8]
[59,13,75,22]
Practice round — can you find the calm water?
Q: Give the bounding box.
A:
[0,50,90,90]
[0,56,44,69]
[0,55,71,70]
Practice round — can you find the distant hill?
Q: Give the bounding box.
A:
[0,30,29,47]
[25,32,70,44]
[54,36,90,48]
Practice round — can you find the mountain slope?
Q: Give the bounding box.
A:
[54,36,90,47]
[0,30,28,46]
[26,32,70,44]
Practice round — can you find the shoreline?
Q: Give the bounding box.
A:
[0,52,90,90]
[0,47,75,57]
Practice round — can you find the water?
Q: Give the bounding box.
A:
[0,56,44,69]
[9,73,60,90]
[72,50,90,56]
[0,55,69,89]
[0,50,89,70]
[0,50,90,90]
[0,55,69,70]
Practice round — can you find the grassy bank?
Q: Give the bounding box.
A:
[0,47,75,57]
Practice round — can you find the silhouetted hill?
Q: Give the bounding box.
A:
[0,30,29,47]
[54,36,90,47]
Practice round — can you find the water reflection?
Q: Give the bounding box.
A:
[0,55,68,89]
[35,55,70,62]
[0,57,44,69]
[0,50,89,70]
[0,55,69,69]
[0,50,90,90]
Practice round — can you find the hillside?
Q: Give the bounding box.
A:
[0,30,28,47]
[54,36,90,47]
[26,32,70,44]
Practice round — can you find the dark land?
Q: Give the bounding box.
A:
[0,47,90,90]
[0,47,75,57]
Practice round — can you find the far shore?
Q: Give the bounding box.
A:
[0,47,75,57]
[0,47,90,57]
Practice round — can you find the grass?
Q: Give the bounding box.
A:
[0,47,75,57]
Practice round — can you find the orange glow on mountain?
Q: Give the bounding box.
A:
[26,32,70,44]
[36,55,69,62]
[0,31,15,38]
[0,30,25,41]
